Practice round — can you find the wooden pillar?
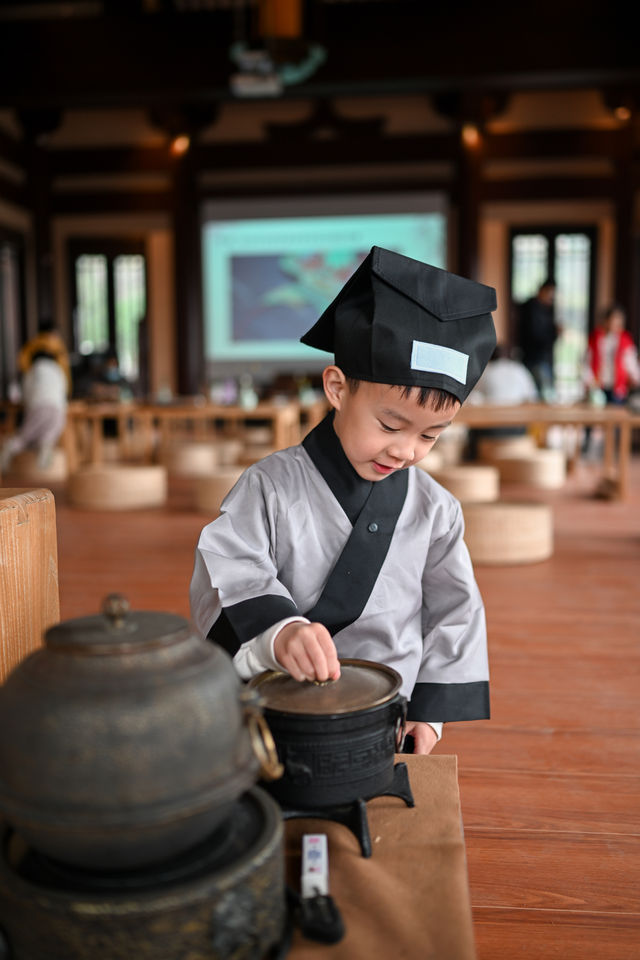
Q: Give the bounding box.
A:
[18,110,60,327]
[171,144,203,397]
[456,123,483,281]
[613,124,637,341]
[431,91,506,281]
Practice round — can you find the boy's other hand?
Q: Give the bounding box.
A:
[274,622,340,684]
[403,720,438,755]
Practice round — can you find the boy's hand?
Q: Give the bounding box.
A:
[404,720,438,755]
[274,621,340,683]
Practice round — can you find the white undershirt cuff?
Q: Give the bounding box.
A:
[233,616,311,679]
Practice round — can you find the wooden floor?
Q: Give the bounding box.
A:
[49,456,640,960]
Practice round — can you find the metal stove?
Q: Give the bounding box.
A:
[275,761,414,857]
[0,788,285,960]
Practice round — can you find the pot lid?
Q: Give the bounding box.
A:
[248,659,402,715]
[45,594,191,654]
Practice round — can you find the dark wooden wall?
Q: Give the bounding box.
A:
[1,2,639,391]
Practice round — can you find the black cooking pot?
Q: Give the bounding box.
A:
[248,659,406,808]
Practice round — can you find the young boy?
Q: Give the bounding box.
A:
[190,246,496,754]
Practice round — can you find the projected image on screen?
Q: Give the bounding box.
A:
[202,202,447,374]
[230,250,367,342]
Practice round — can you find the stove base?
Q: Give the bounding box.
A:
[0,787,285,960]
[279,761,414,857]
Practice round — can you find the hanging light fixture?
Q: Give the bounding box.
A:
[229,0,326,98]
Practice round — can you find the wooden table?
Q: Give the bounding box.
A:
[63,399,315,467]
[284,754,476,960]
[457,402,637,499]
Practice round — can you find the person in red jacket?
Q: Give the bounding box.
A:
[585,304,639,403]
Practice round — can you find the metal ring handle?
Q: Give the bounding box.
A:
[246,709,284,781]
[394,697,407,752]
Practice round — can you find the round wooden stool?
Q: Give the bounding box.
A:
[194,468,245,514]
[240,445,276,466]
[215,438,244,466]
[161,442,220,477]
[434,423,468,466]
[3,449,68,484]
[491,449,566,489]
[243,426,273,445]
[414,450,445,474]
[477,435,537,461]
[68,465,167,510]
[430,464,500,503]
[462,501,553,564]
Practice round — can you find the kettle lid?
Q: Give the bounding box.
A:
[45,594,191,654]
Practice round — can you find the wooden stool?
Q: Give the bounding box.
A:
[244,426,273,445]
[240,445,276,466]
[478,435,537,461]
[215,438,243,466]
[491,449,566,489]
[101,438,121,462]
[0,488,59,682]
[161,442,220,477]
[3,449,68,484]
[462,501,553,565]
[430,465,500,503]
[415,449,445,474]
[435,424,468,466]
[68,465,167,510]
[194,468,245,514]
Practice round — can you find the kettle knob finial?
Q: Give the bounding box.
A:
[102,593,130,629]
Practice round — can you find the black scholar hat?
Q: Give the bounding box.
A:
[300,246,497,403]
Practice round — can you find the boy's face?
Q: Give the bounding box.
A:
[323,366,460,482]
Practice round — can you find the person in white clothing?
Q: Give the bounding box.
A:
[468,344,539,405]
[465,344,538,458]
[0,351,68,474]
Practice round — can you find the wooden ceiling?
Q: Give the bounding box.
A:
[0,0,638,116]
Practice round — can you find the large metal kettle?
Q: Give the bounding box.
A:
[0,595,281,871]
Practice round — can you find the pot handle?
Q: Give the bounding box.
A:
[240,688,284,781]
[394,696,408,752]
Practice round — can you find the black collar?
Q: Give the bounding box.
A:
[302,411,372,525]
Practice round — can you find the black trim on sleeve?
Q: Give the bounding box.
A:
[207,594,301,656]
[206,609,240,656]
[407,681,490,722]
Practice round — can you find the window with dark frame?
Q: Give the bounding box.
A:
[69,238,148,386]
[509,225,597,403]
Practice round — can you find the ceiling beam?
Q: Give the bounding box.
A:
[42,127,635,179]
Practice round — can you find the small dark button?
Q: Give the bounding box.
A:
[367,522,379,533]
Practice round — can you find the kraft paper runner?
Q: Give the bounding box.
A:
[284,754,476,960]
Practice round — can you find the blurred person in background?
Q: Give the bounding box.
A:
[87,348,136,439]
[0,350,68,473]
[581,304,640,459]
[466,344,538,459]
[18,317,72,396]
[584,304,640,405]
[469,343,539,406]
[517,279,561,400]
[89,348,134,403]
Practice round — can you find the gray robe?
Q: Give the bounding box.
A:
[190,414,489,723]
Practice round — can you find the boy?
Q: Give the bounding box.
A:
[190,246,496,754]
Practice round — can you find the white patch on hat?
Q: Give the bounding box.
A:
[411,340,469,383]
